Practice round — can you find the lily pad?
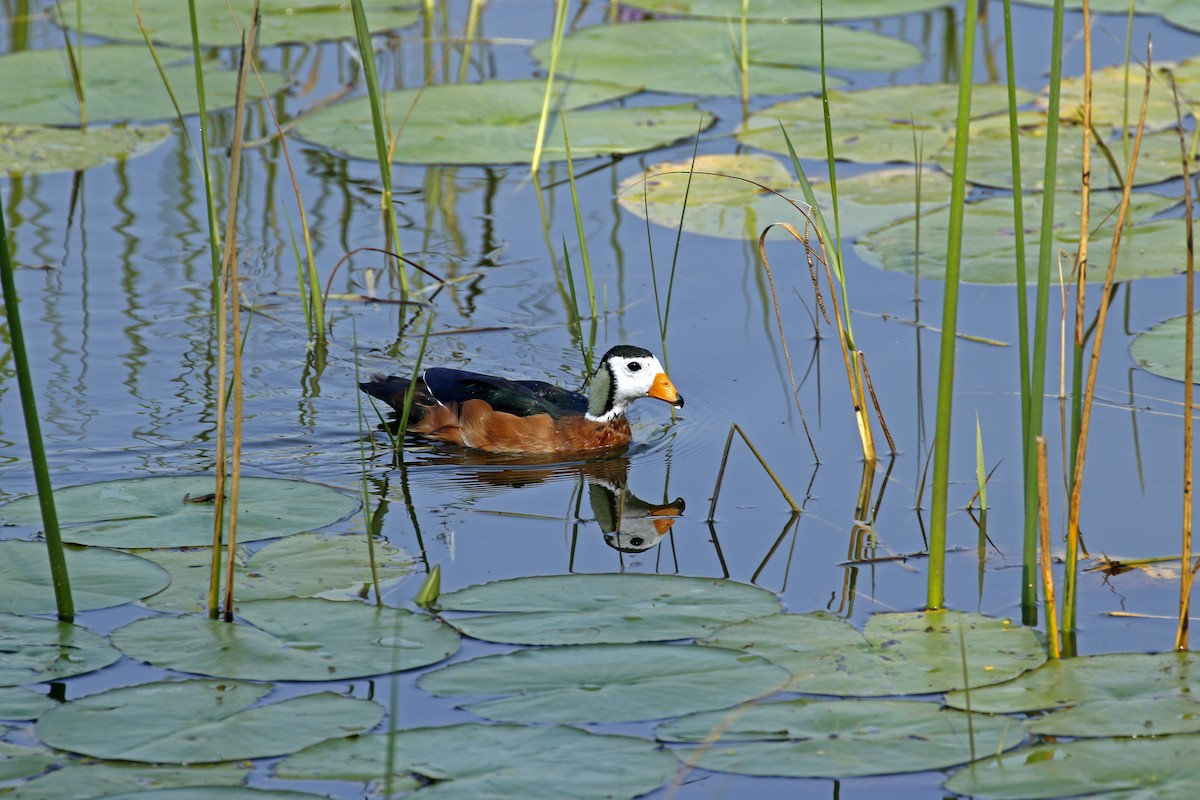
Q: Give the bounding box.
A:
[619,154,954,241]
[945,652,1200,713]
[702,610,1046,696]
[532,20,920,97]
[0,540,169,614]
[417,643,790,724]
[296,79,714,165]
[1015,0,1200,35]
[37,680,382,763]
[0,687,55,720]
[0,762,248,800]
[0,476,359,548]
[0,124,169,174]
[56,0,418,47]
[0,742,56,783]
[1131,313,1200,383]
[944,734,1200,800]
[1028,695,1200,737]
[856,189,1185,284]
[140,533,413,612]
[0,46,285,126]
[623,0,948,20]
[275,723,679,799]
[439,573,780,645]
[656,699,1025,778]
[84,791,323,800]
[0,613,120,686]
[738,84,1038,164]
[113,597,460,680]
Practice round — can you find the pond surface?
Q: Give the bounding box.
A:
[2,1,1200,798]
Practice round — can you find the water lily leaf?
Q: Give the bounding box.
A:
[0,687,55,720]
[1050,61,1193,134]
[1131,313,1200,383]
[738,84,1037,164]
[944,734,1200,800]
[857,189,1184,283]
[945,652,1200,713]
[113,598,460,680]
[56,0,418,47]
[0,613,120,687]
[703,610,1046,696]
[1015,0,1200,35]
[0,124,169,174]
[623,0,947,20]
[74,789,324,800]
[0,476,359,548]
[618,154,953,241]
[1028,695,1200,737]
[0,742,56,782]
[439,573,780,645]
[0,540,169,614]
[417,643,790,723]
[656,699,1025,778]
[275,723,678,799]
[296,79,714,165]
[532,20,919,97]
[140,533,413,612]
[0,762,248,800]
[0,46,284,126]
[37,679,382,763]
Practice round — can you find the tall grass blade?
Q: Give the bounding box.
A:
[1036,435,1061,658]
[530,0,569,175]
[186,0,221,299]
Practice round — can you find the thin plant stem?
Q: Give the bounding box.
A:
[186,0,221,302]
[1037,435,1061,659]
[1068,0,1093,504]
[530,0,568,175]
[708,424,800,522]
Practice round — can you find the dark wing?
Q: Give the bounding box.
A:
[422,368,586,419]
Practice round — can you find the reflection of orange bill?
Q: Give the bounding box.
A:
[648,504,683,535]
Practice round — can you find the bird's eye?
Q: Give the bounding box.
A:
[628,362,642,372]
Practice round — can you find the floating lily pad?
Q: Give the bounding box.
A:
[113,597,459,680]
[0,46,284,126]
[140,533,413,612]
[275,723,678,799]
[439,573,780,645]
[0,124,169,174]
[0,540,169,614]
[0,613,120,686]
[623,0,947,20]
[1028,695,1200,737]
[0,762,248,800]
[296,79,714,165]
[703,610,1046,696]
[417,643,789,724]
[0,742,56,783]
[56,0,418,47]
[0,687,55,720]
[857,189,1184,284]
[1131,313,1200,383]
[37,680,382,763]
[945,652,1200,713]
[738,84,1038,164]
[944,734,1200,800]
[619,154,954,241]
[85,790,323,800]
[532,20,919,97]
[657,699,1025,778]
[1050,62,1188,134]
[0,476,359,548]
[1016,0,1200,35]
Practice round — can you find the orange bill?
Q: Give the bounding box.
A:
[648,373,684,408]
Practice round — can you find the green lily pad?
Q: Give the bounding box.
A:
[84,791,323,800]
[1015,0,1200,35]
[1028,695,1200,737]
[0,687,55,720]
[0,476,359,548]
[656,699,1025,778]
[295,79,714,165]
[0,762,248,800]
[1050,62,1190,134]
[275,723,679,799]
[0,742,56,782]
[0,45,285,126]
[0,540,169,614]
[56,0,418,48]
[703,610,1046,696]
[0,124,169,174]
[623,0,947,20]
[417,643,790,724]
[618,154,954,241]
[0,613,120,687]
[37,680,382,763]
[439,573,780,645]
[945,652,1200,713]
[944,734,1200,800]
[532,20,919,97]
[113,597,460,680]
[1131,313,1200,383]
[140,533,413,612]
[738,84,1038,164]
[856,189,1184,284]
